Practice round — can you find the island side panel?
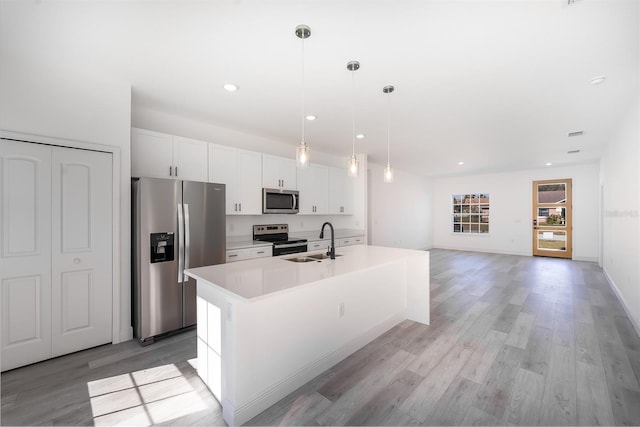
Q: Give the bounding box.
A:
[230,260,408,425]
[406,251,430,325]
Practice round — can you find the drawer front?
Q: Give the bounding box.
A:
[337,236,364,247]
[226,247,271,263]
[307,241,325,251]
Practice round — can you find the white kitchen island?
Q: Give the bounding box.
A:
[185,244,429,426]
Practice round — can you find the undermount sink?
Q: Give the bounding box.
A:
[284,253,343,263]
[307,253,342,260]
[284,256,319,263]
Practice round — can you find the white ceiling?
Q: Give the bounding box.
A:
[3,0,638,177]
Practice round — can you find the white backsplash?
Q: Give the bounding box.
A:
[225,214,362,237]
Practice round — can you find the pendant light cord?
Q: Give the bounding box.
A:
[351,68,356,155]
[387,90,391,165]
[301,36,306,144]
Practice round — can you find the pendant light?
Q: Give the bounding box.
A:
[347,60,360,177]
[295,24,311,168]
[383,85,394,183]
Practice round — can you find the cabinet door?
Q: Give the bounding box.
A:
[329,167,354,214]
[131,128,174,179]
[209,144,238,215]
[297,164,328,214]
[51,147,113,357]
[173,136,208,182]
[236,149,262,215]
[0,141,53,371]
[262,154,297,190]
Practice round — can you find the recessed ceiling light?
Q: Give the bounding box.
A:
[355,134,365,139]
[590,76,606,85]
[223,83,239,92]
[457,161,464,165]
[545,162,553,166]
[305,115,316,121]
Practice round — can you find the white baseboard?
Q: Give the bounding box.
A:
[229,313,405,426]
[573,255,599,262]
[603,267,640,339]
[432,245,530,257]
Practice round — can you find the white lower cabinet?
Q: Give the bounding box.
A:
[226,247,271,263]
[308,235,364,251]
[337,236,364,247]
[0,141,113,371]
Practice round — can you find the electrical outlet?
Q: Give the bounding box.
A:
[339,302,345,318]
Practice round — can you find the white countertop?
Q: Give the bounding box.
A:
[185,244,427,302]
[226,228,365,250]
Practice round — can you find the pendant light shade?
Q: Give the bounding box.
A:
[383,85,395,183]
[295,24,311,168]
[347,60,360,177]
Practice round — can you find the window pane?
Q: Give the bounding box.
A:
[537,230,567,251]
[538,207,566,226]
[537,183,566,204]
[453,195,464,204]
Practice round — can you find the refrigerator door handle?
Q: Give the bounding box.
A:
[184,203,191,270]
[177,203,184,283]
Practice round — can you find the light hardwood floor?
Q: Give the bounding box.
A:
[2,249,640,426]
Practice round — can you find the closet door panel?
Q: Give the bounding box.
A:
[51,147,113,356]
[0,141,52,371]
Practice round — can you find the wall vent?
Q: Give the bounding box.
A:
[568,131,584,137]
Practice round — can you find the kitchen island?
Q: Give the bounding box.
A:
[185,244,429,426]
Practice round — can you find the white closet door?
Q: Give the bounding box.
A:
[0,141,53,371]
[51,147,112,356]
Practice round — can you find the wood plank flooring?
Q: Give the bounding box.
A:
[2,249,639,426]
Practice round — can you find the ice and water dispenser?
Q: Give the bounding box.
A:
[150,232,175,263]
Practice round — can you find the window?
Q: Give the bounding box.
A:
[452,193,490,233]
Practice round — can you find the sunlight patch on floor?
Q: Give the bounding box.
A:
[87,363,208,426]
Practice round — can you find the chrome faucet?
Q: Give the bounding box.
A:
[319,222,336,260]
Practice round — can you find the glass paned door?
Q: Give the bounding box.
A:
[532,179,572,259]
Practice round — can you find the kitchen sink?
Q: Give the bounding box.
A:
[284,256,320,263]
[307,253,342,260]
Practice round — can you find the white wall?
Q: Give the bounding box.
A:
[433,164,600,261]
[367,163,433,250]
[600,95,640,332]
[134,106,368,237]
[0,53,133,341]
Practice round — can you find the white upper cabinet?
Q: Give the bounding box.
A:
[131,128,207,182]
[262,154,297,190]
[329,166,354,215]
[172,136,208,182]
[297,164,328,215]
[209,144,262,215]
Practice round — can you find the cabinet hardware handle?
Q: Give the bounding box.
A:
[175,166,178,176]
[229,254,238,257]
[257,251,265,254]
[169,166,173,176]
[239,203,242,212]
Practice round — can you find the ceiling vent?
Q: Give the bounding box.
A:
[567,149,581,154]
[568,131,584,137]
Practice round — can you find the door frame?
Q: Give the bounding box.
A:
[532,178,572,259]
[0,130,123,344]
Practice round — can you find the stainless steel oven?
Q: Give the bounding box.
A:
[253,224,307,256]
[262,188,299,214]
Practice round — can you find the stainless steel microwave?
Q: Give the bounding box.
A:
[262,188,299,214]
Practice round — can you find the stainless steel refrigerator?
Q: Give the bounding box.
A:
[132,177,225,344]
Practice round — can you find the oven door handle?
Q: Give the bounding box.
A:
[274,242,307,249]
